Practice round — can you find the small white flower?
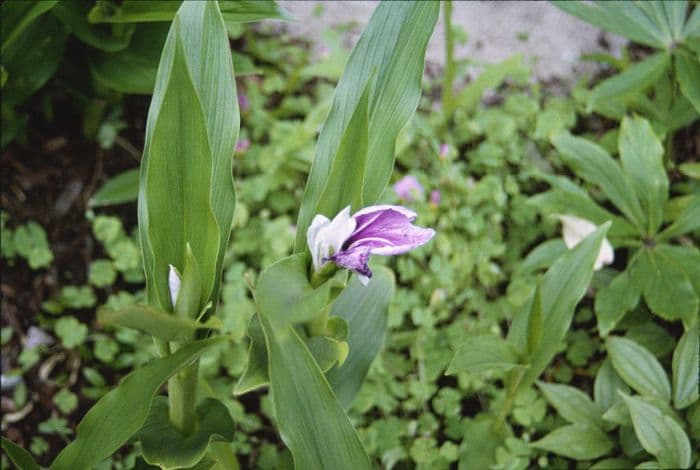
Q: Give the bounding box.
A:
[559,215,614,270]
[306,206,356,272]
[168,264,181,308]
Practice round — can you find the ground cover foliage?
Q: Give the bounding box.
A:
[1,1,699,468]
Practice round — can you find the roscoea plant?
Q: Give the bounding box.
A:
[1,1,439,469]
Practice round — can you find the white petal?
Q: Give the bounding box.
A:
[357,274,370,286]
[306,207,355,271]
[168,264,181,308]
[559,215,597,248]
[559,215,614,271]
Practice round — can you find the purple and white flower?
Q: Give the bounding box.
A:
[393,175,424,202]
[307,205,435,285]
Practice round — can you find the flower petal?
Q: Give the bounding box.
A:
[307,206,356,271]
[559,215,614,271]
[168,264,181,308]
[331,247,372,278]
[345,207,435,256]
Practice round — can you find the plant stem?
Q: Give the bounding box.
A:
[442,0,455,122]
[168,357,199,436]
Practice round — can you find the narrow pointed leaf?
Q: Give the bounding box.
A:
[97,305,221,341]
[618,116,667,234]
[676,49,700,113]
[552,133,645,230]
[51,337,225,470]
[606,336,671,401]
[1,437,40,470]
[326,267,394,409]
[259,315,371,469]
[295,1,439,250]
[530,424,613,460]
[622,394,691,468]
[447,335,520,375]
[537,381,604,430]
[672,322,699,409]
[508,224,609,390]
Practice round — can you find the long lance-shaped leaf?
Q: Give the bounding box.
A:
[508,224,609,391]
[259,316,372,469]
[295,1,439,251]
[254,255,370,468]
[326,266,394,409]
[51,337,225,470]
[139,1,236,313]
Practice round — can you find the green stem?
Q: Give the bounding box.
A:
[442,0,455,122]
[491,367,526,434]
[168,357,199,436]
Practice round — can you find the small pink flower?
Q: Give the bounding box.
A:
[439,143,449,160]
[237,93,250,112]
[430,190,441,206]
[235,138,250,153]
[393,175,424,202]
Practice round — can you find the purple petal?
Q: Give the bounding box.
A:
[344,207,435,256]
[329,247,372,278]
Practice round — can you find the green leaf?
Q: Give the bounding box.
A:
[594,359,630,413]
[638,248,699,324]
[606,336,671,401]
[258,314,371,469]
[90,23,169,94]
[234,314,268,395]
[530,424,613,460]
[659,193,700,240]
[676,48,700,113]
[652,244,700,296]
[51,337,225,470]
[13,221,53,269]
[552,133,645,231]
[1,11,67,107]
[295,1,439,250]
[139,2,238,314]
[589,53,671,113]
[140,397,234,469]
[89,168,140,207]
[1,437,41,470]
[88,0,293,24]
[516,239,567,274]
[618,116,667,234]
[326,267,394,409]
[450,54,529,117]
[672,322,699,409]
[313,78,371,216]
[54,317,88,349]
[508,224,609,391]
[52,0,133,52]
[447,335,520,375]
[622,394,691,468]
[537,381,603,430]
[255,254,331,328]
[140,3,229,313]
[0,0,58,51]
[594,266,642,336]
[525,284,543,358]
[97,305,221,341]
[590,458,635,470]
[552,1,667,48]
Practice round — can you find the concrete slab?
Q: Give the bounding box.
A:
[280,1,626,80]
